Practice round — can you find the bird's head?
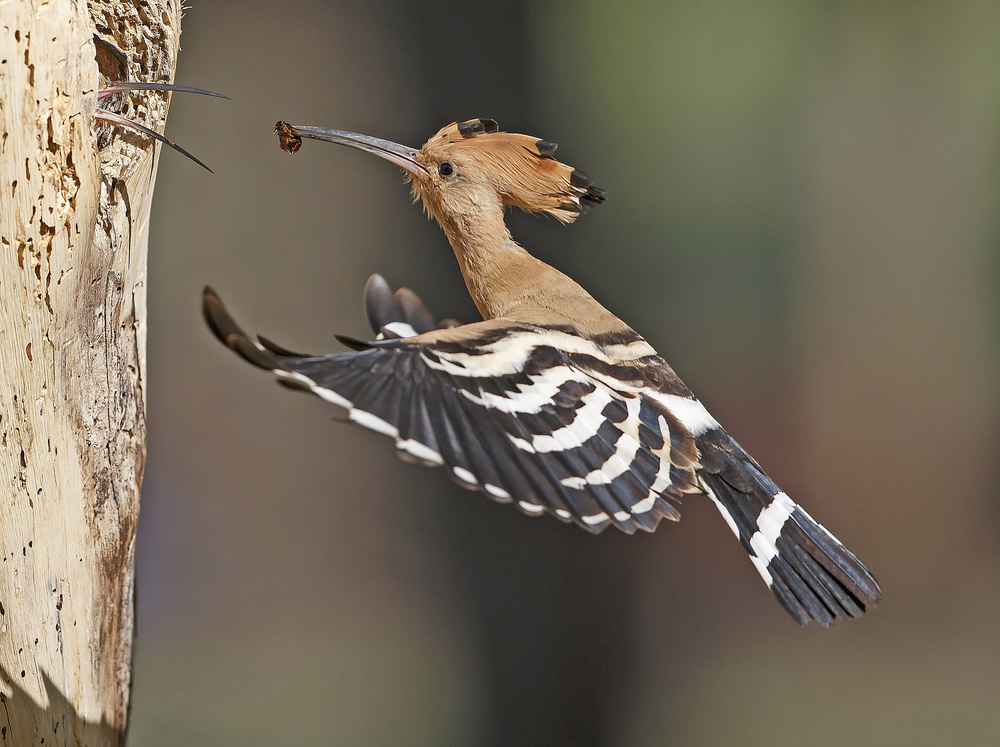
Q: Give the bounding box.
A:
[277,119,605,229]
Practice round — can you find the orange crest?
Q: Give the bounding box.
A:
[417,119,605,223]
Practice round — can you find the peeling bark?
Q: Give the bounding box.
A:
[0,1,180,743]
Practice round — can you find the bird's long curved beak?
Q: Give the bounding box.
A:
[274,122,428,178]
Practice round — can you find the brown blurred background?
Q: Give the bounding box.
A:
[129,1,1000,744]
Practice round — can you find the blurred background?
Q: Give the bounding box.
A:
[129,1,1000,744]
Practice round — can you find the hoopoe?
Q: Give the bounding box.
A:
[204,118,882,626]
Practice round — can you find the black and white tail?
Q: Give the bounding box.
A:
[694,426,881,626]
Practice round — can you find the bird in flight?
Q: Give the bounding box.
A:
[204,118,881,626]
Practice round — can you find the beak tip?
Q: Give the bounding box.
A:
[270,122,426,177]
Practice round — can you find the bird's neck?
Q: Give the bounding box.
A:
[454,233,552,321]
[435,202,624,332]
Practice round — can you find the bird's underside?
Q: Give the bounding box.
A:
[204,275,882,626]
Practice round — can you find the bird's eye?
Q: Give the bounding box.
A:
[438,161,454,177]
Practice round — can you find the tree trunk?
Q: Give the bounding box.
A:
[0,1,179,743]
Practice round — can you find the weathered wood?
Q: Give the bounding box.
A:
[0,1,180,743]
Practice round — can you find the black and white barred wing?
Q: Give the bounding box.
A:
[205,285,881,624]
[203,287,701,535]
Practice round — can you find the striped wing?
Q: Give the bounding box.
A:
[203,287,701,535]
[205,281,882,625]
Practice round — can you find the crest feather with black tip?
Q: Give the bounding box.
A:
[419,119,606,223]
